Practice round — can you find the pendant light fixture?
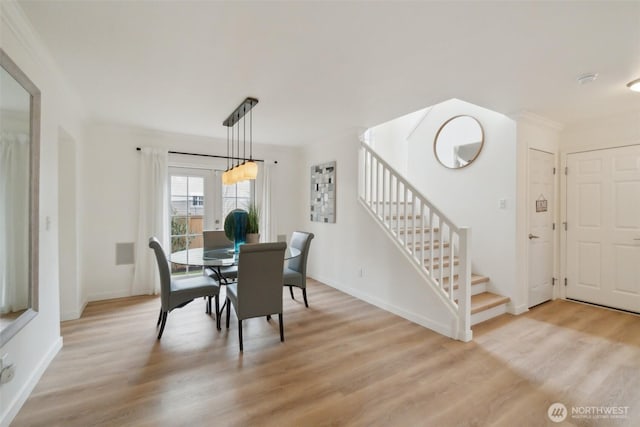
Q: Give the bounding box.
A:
[222,97,259,185]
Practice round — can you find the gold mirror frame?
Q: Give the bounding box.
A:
[433,115,484,169]
[0,49,40,347]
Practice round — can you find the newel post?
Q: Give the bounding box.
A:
[457,227,472,342]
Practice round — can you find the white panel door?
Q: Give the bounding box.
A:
[566,145,640,313]
[528,149,555,307]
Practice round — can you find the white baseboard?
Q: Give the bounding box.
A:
[60,310,81,321]
[311,274,457,340]
[87,289,132,303]
[508,303,529,315]
[0,336,63,427]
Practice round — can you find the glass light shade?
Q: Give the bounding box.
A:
[243,161,258,180]
[627,78,640,92]
[222,170,230,185]
[230,166,241,183]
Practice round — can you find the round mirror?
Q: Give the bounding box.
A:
[434,115,484,169]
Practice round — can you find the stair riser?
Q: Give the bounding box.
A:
[453,282,487,297]
[471,303,508,326]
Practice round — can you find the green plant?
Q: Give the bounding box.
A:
[247,203,260,234]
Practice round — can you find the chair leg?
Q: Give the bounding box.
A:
[226,297,231,329]
[289,285,294,300]
[302,288,309,308]
[215,295,221,330]
[238,319,243,352]
[206,296,212,314]
[156,307,162,326]
[157,311,168,339]
[279,313,284,342]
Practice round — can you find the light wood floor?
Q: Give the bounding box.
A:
[13,279,640,426]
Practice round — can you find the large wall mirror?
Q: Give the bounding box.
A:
[434,115,484,169]
[0,49,40,347]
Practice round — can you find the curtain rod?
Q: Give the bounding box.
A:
[135,147,273,163]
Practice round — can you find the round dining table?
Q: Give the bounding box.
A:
[170,246,300,269]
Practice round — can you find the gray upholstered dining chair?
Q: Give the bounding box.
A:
[203,230,238,284]
[225,242,286,352]
[283,231,315,307]
[149,237,221,338]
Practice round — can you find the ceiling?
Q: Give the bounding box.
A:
[17,1,640,146]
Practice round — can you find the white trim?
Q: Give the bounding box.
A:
[87,289,133,302]
[508,303,529,315]
[510,111,564,131]
[311,273,458,341]
[0,337,63,427]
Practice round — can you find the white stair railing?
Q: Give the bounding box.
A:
[358,141,472,341]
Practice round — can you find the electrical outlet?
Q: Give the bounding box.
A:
[0,364,15,384]
[0,354,14,385]
[499,199,507,209]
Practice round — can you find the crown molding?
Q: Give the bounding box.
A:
[509,111,564,132]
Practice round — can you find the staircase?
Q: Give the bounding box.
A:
[358,141,510,341]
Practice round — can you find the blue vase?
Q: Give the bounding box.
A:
[233,210,248,253]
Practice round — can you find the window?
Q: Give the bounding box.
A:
[169,168,214,275]
[222,179,253,220]
[168,165,255,276]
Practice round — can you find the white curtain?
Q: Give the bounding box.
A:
[0,132,30,313]
[259,162,277,242]
[132,147,168,295]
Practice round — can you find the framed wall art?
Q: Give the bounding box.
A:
[310,161,336,223]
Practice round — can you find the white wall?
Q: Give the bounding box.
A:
[367,107,428,175]
[80,123,304,301]
[560,110,640,153]
[404,99,518,305]
[302,131,458,338]
[0,2,86,425]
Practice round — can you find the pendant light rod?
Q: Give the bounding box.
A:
[223,97,258,127]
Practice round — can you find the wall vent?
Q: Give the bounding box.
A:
[116,242,135,265]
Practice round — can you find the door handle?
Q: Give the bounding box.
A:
[528,234,540,240]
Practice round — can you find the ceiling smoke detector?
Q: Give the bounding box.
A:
[577,73,598,85]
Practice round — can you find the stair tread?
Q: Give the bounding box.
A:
[398,227,439,234]
[442,274,490,290]
[424,256,459,269]
[411,241,450,250]
[385,214,423,220]
[470,292,510,315]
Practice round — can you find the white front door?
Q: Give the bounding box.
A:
[566,145,640,313]
[528,149,555,307]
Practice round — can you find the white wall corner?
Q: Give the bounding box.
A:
[0,337,63,427]
[507,302,529,316]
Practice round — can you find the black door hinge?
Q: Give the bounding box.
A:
[564,278,568,287]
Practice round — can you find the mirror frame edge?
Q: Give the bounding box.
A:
[0,48,41,348]
[433,115,485,170]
